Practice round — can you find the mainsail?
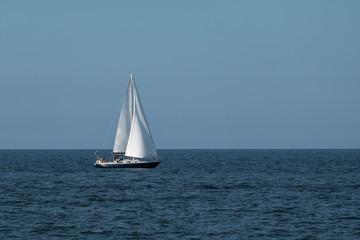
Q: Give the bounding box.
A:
[112,75,134,154]
[112,74,158,159]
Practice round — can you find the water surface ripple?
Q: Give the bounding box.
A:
[0,149,359,239]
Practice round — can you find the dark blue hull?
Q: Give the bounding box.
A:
[94,161,160,168]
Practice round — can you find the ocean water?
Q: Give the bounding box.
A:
[0,149,359,239]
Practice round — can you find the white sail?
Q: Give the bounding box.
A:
[112,75,134,154]
[125,78,158,159]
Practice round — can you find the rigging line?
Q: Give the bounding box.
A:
[97,96,123,152]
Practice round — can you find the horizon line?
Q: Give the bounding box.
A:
[1,148,359,150]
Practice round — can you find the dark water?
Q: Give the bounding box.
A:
[0,149,359,239]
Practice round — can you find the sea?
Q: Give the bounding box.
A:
[0,149,359,239]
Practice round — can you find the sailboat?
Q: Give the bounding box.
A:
[94,74,161,168]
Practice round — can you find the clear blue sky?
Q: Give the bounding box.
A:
[1,0,359,149]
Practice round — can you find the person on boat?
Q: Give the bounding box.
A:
[113,155,118,162]
[102,157,106,163]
